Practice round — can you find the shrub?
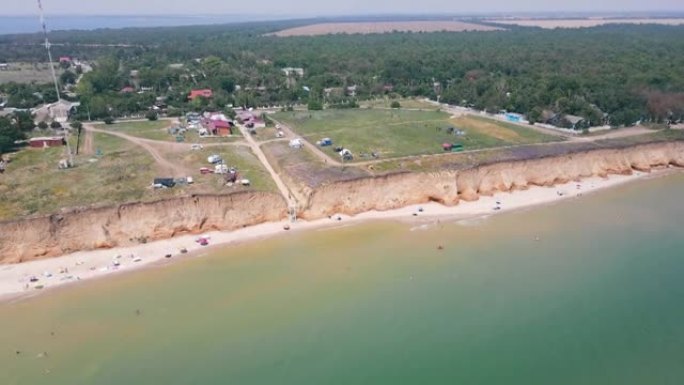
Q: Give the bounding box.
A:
[390,101,401,109]
[103,117,114,125]
[50,121,62,129]
[37,121,49,130]
[307,100,323,111]
[146,111,158,121]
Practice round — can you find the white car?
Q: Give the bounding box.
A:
[207,154,222,164]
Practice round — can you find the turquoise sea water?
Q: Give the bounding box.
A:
[1,172,684,384]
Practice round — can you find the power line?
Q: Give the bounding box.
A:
[36,0,73,167]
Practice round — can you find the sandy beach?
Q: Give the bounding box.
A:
[0,169,674,302]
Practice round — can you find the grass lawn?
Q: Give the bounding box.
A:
[97,120,172,141]
[0,133,157,220]
[175,146,277,193]
[273,109,562,161]
[359,98,440,110]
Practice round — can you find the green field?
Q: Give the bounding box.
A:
[359,98,440,110]
[176,146,277,192]
[273,109,562,161]
[0,133,156,220]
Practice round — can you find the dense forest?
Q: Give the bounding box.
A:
[1,21,683,126]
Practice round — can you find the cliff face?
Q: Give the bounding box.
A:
[302,171,459,219]
[1,142,683,263]
[0,192,287,264]
[303,141,684,217]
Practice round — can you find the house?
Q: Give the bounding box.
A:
[31,100,80,123]
[563,115,586,130]
[282,67,304,77]
[120,86,135,94]
[540,110,558,124]
[324,87,343,97]
[189,89,213,100]
[29,136,65,148]
[346,85,358,97]
[0,63,9,71]
[211,119,233,136]
[58,56,72,63]
[236,110,266,128]
[383,84,394,93]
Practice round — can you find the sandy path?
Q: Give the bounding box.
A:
[81,127,94,155]
[2,169,675,302]
[235,123,298,208]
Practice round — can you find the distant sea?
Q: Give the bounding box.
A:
[0,15,282,35]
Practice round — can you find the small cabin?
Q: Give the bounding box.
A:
[29,137,65,148]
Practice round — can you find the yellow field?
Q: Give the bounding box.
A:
[270,21,502,37]
[450,116,523,142]
[489,18,684,29]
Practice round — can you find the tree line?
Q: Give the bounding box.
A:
[1,23,683,126]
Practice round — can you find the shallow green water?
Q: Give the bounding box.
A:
[2,173,684,385]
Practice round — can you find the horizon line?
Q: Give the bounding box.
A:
[3,10,684,17]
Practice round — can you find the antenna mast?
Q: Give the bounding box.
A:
[37,0,73,166]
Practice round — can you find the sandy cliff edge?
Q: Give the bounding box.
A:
[1,141,683,264]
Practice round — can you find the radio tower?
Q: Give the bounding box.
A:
[37,0,73,167]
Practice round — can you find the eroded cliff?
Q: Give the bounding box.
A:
[302,141,684,218]
[0,192,287,263]
[1,141,683,263]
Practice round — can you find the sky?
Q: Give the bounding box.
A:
[3,0,684,16]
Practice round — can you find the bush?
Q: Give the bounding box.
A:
[390,101,401,109]
[50,121,62,129]
[103,117,114,125]
[37,121,49,130]
[307,100,323,111]
[146,111,159,121]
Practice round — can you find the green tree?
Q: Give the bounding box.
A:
[390,101,401,109]
[146,111,158,121]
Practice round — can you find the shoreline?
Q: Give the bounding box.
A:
[1,168,679,303]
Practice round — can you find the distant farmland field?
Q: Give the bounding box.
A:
[270,21,502,37]
[0,63,63,84]
[489,18,684,29]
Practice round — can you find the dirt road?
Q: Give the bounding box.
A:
[81,128,94,155]
[235,123,298,210]
[85,124,188,176]
[269,118,344,167]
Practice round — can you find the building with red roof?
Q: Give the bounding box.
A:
[188,89,213,100]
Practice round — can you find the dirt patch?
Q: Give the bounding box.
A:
[270,21,503,37]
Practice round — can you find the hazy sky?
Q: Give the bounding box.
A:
[4,0,684,16]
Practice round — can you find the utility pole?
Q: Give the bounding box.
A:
[37,0,73,167]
